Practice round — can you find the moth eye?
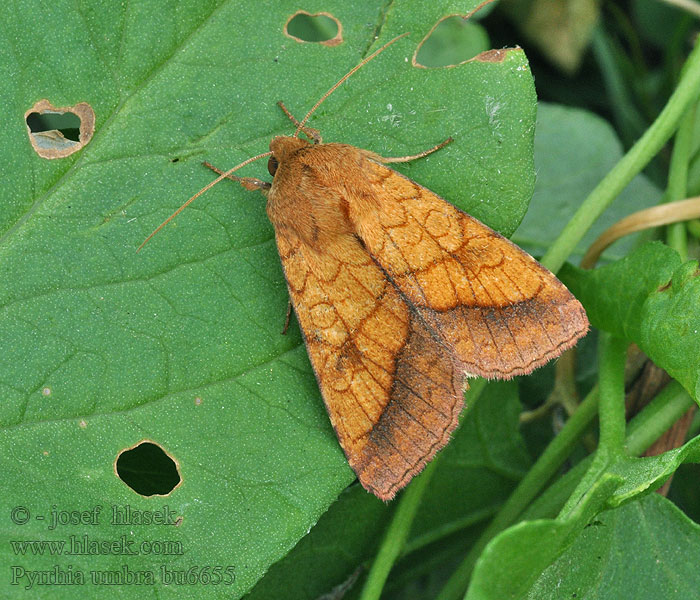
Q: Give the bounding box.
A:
[268,156,279,176]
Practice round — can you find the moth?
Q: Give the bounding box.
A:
[142,35,588,501]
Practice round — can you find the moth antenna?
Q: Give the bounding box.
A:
[294,32,410,137]
[137,151,273,252]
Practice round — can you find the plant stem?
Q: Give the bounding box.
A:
[625,380,695,455]
[596,334,628,455]
[665,106,695,259]
[359,458,437,600]
[541,36,700,273]
[687,218,700,238]
[558,333,627,517]
[590,26,646,147]
[525,381,693,523]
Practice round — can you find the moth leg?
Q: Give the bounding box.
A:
[281,299,293,335]
[378,137,453,163]
[202,161,271,191]
[277,101,323,144]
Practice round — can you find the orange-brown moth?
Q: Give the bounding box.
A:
[142,35,588,501]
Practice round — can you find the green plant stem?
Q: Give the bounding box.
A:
[590,25,646,147]
[687,218,700,238]
[524,381,694,523]
[596,334,627,455]
[625,380,695,454]
[435,386,599,600]
[359,378,487,600]
[402,504,500,555]
[359,459,437,600]
[558,334,627,517]
[541,36,700,274]
[665,106,695,258]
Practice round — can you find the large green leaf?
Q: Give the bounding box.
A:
[0,0,536,598]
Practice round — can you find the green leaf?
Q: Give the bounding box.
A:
[606,435,700,506]
[415,18,490,68]
[0,0,536,598]
[466,474,622,600]
[500,0,600,73]
[245,486,390,600]
[528,493,700,599]
[560,242,700,401]
[514,103,662,262]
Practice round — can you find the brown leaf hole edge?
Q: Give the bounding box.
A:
[25,99,95,159]
[283,2,510,67]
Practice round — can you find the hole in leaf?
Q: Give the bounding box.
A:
[24,100,95,159]
[415,15,490,67]
[115,441,181,497]
[285,11,343,46]
[26,111,81,141]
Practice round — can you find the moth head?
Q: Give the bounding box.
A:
[268,136,311,175]
[137,34,408,252]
